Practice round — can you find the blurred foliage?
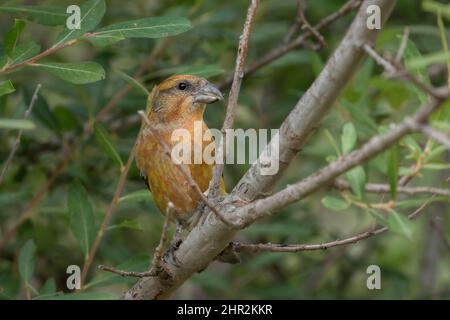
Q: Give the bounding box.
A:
[0,0,450,299]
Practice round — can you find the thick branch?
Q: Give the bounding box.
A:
[232,0,397,202]
[234,97,447,226]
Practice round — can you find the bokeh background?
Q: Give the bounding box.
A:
[0,0,449,299]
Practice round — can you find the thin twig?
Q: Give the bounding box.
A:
[209,0,259,201]
[234,200,430,253]
[151,203,173,270]
[297,0,326,48]
[98,203,175,279]
[0,35,170,256]
[363,43,445,100]
[283,0,304,43]
[0,84,42,185]
[138,111,236,228]
[237,96,448,226]
[395,27,410,62]
[80,143,137,286]
[334,179,450,197]
[218,0,361,89]
[419,124,450,151]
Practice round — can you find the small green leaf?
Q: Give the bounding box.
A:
[86,32,124,47]
[10,42,40,65]
[387,210,413,239]
[19,239,36,285]
[40,278,56,295]
[33,62,105,84]
[0,6,68,26]
[341,122,357,154]
[106,219,143,231]
[0,118,35,130]
[68,181,96,259]
[321,196,350,211]
[5,19,26,58]
[94,123,123,168]
[0,80,15,97]
[345,166,366,199]
[53,0,106,47]
[324,129,341,157]
[118,189,153,204]
[115,70,149,96]
[367,209,389,226]
[94,16,192,39]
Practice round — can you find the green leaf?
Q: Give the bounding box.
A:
[5,19,26,58]
[0,80,15,97]
[324,129,341,157]
[407,51,450,70]
[86,31,124,47]
[387,144,399,200]
[40,278,56,295]
[118,189,153,204]
[106,219,143,231]
[94,123,123,168]
[321,196,350,211]
[33,62,105,84]
[115,70,149,96]
[94,16,192,39]
[53,0,106,47]
[0,118,35,130]
[341,122,357,154]
[345,166,366,199]
[68,181,96,259]
[367,209,388,226]
[19,239,36,285]
[10,42,40,65]
[387,210,413,239]
[0,6,68,26]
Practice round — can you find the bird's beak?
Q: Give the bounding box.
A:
[194,82,224,104]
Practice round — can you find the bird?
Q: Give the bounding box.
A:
[135,75,226,231]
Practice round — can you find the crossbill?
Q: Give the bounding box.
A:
[136,75,225,228]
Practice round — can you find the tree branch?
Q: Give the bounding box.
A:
[333,179,450,197]
[234,96,448,226]
[232,0,397,202]
[233,200,430,253]
[209,0,259,201]
[124,0,398,300]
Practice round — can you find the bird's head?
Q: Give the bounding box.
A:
[148,75,223,124]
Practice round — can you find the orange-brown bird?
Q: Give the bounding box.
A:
[136,75,225,230]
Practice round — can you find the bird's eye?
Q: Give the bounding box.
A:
[178,82,188,90]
